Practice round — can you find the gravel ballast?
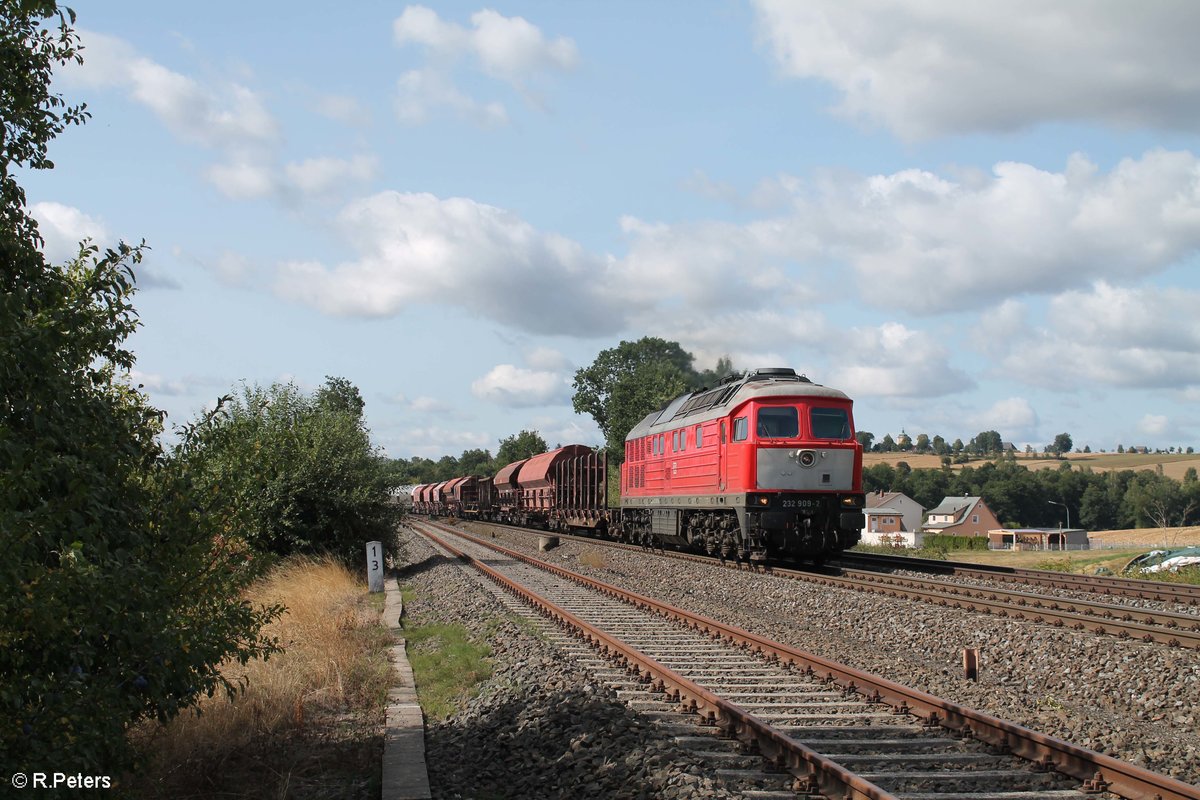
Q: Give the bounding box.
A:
[397,526,742,800]
[453,522,1200,787]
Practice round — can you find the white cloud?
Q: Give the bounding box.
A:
[526,415,603,449]
[524,346,571,371]
[826,322,974,398]
[384,393,452,414]
[395,68,508,127]
[968,398,1039,437]
[206,159,277,199]
[30,201,108,263]
[275,191,635,335]
[992,282,1200,390]
[626,150,1200,314]
[471,364,570,408]
[1138,414,1170,437]
[283,155,378,196]
[128,369,190,396]
[842,151,1200,312]
[399,426,491,457]
[31,202,178,289]
[752,0,1200,139]
[73,31,278,149]
[394,6,578,82]
[391,6,577,126]
[311,92,370,126]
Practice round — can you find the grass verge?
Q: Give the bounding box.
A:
[403,620,493,721]
[130,556,394,799]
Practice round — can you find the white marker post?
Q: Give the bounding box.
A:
[366,540,385,593]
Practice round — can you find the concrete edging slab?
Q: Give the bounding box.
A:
[381,576,431,800]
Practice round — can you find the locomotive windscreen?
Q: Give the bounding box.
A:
[811,407,851,439]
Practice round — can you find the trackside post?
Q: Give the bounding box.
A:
[367,540,384,593]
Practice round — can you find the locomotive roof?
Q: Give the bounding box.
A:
[625,368,851,441]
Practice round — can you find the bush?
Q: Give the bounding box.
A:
[1,3,280,778]
[921,534,990,551]
[179,379,402,566]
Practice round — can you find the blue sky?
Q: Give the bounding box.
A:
[24,1,1200,457]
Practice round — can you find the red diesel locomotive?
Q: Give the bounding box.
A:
[410,368,865,561]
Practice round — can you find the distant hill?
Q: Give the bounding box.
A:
[863,451,1200,482]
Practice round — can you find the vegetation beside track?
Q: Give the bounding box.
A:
[402,618,494,720]
[131,557,393,799]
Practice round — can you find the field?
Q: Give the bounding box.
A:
[863,451,1200,481]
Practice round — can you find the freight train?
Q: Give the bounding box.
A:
[410,368,865,561]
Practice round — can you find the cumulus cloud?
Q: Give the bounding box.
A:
[526,415,603,449]
[384,393,452,414]
[524,347,571,371]
[72,30,278,149]
[394,6,578,80]
[400,426,492,457]
[311,92,370,126]
[825,322,974,398]
[752,0,1200,139]
[395,68,508,127]
[283,155,378,196]
[968,398,1039,437]
[991,283,1200,390]
[68,30,373,205]
[1138,414,1170,437]
[471,364,571,408]
[839,150,1200,311]
[31,201,179,288]
[620,150,1200,314]
[275,191,636,335]
[392,6,577,125]
[30,201,108,264]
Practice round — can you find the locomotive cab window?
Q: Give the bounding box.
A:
[757,407,798,438]
[811,407,851,440]
[733,416,748,442]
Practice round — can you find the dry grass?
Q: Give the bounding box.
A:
[577,549,609,570]
[131,556,394,799]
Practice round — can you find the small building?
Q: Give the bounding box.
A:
[988,528,1090,551]
[861,492,925,547]
[920,496,1001,539]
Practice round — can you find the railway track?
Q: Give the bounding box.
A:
[834,552,1200,607]
[452,517,1200,651]
[412,518,1199,800]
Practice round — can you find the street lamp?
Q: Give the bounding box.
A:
[1048,500,1070,530]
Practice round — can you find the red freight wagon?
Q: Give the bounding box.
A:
[516,445,606,532]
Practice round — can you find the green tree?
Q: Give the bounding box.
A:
[879,433,897,452]
[915,433,930,453]
[1123,472,1186,528]
[1048,432,1073,457]
[693,355,737,389]
[457,447,495,476]
[496,429,549,465]
[572,337,697,456]
[970,430,1003,454]
[856,430,875,451]
[1,3,278,774]
[180,379,402,564]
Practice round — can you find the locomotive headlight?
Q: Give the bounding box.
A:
[757,495,770,506]
[841,496,860,508]
[797,449,817,467]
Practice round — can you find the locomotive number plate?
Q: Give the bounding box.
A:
[781,498,822,509]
